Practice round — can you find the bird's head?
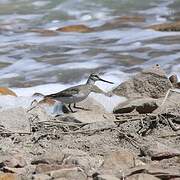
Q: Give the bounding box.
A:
[87,73,114,84]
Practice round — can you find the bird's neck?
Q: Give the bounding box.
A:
[86,78,95,85]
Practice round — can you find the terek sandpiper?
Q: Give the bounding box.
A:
[45,73,113,112]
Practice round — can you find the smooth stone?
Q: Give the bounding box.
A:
[56,24,93,33]
[113,98,159,114]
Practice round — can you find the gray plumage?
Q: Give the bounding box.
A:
[45,73,113,112]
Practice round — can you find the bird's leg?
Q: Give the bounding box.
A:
[73,103,81,109]
[68,104,76,113]
[73,103,90,111]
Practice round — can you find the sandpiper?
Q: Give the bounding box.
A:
[45,73,114,112]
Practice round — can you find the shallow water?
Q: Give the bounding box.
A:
[0,0,179,97]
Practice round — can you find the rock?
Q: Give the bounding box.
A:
[64,155,103,175]
[0,108,30,133]
[29,29,58,36]
[140,142,180,160]
[149,22,180,31]
[113,65,172,98]
[169,74,178,85]
[62,148,103,175]
[136,101,158,114]
[123,165,180,179]
[46,167,87,180]
[0,151,27,175]
[176,82,180,88]
[35,164,73,174]
[0,173,21,180]
[65,97,115,123]
[56,25,93,33]
[169,75,180,88]
[94,174,119,180]
[97,15,145,30]
[113,104,135,114]
[31,151,65,165]
[101,149,135,172]
[32,174,51,180]
[128,173,160,180]
[113,98,159,114]
[0,87,17,96]
[1,154,27,168]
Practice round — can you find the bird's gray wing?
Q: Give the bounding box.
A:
[45,86,80,98]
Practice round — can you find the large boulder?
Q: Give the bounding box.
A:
[113,65,172,99]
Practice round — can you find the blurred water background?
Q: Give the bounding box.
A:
[0,0,180,97]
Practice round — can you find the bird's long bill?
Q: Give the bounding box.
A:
[99,78,114,84]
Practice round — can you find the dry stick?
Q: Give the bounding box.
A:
[159,112,180,131]
[114,117,144,124]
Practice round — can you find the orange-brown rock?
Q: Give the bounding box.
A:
[56,24,93,33]
[0,173,21,180]
[29,29,58,36]
[0,87,17,96]
[149,22,180,31]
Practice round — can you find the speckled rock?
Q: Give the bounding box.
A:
[113,65,172,98]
